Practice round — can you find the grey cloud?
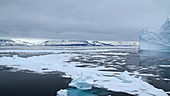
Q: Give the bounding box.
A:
[0,0,170,41]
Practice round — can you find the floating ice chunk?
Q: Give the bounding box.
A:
[69,74,92,90]
[115,62,126,65]
[62,75,71,78]
[119,71,133,83]
[100,71,168,96]
[57,89,68,96]
[159,65,170,67]
[166,91,170,95]
[13,55,18,59]
[98,67,117,71]
[101,53,129,55]
[133,71,139,75]
[162,78,170,81]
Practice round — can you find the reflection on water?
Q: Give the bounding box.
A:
[140,50,170,92]
[140,50,170,79]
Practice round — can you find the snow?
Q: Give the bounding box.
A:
[140,17,170,50]
[41,40,138,47]
[100,53,129,55]
[166,91,170,94]
[115,62,126,65]
[69,73,92,90]
[0,39,139,47]
[13,55,18,59]
[163,78,170,81]
[98,67,117,71]
[119,71,134,83]
[0,52,168,96]
[159,65,170,67]
[57,89,68,96]
[0,39,33,46]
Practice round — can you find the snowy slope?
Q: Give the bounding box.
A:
[0,39,32,46]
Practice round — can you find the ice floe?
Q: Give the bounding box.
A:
[0,53,168,96]
[69,73,92,90]
[13,55,18,59]
[166,91,170,95]
[100,52,129,55]
[159,65,170,67]
[57,89,68,96]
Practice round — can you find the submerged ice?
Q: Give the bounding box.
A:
[140,17,170,50]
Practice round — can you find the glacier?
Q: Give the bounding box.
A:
[140,17,170,50]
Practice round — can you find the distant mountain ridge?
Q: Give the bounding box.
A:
[0,39,138,47]
[0,39,32,46]
[42,40,111,46]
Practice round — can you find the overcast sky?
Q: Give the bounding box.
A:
[0,0,170,41]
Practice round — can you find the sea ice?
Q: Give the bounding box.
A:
[166,91,170,95]
[69,73,92,90]
[159,65,170,67]
[57,89,68,96]
[119,71,133,83]
[13,55,18,59]
[0,51,168,96]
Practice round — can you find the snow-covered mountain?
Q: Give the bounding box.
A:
[42,40,108,46]
[0,39,32,46]
[0,39,138,47]
[140,17,170,49]
[41,40,138,47]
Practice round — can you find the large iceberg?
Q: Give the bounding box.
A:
[140,17,170,50]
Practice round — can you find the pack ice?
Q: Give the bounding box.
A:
[0,53,168,96]
[140,17,170,50]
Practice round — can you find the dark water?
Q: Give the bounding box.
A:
[140,50,170,79]
[0,71,71,96]
[139,50,170,92]
[0,70,134,96]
